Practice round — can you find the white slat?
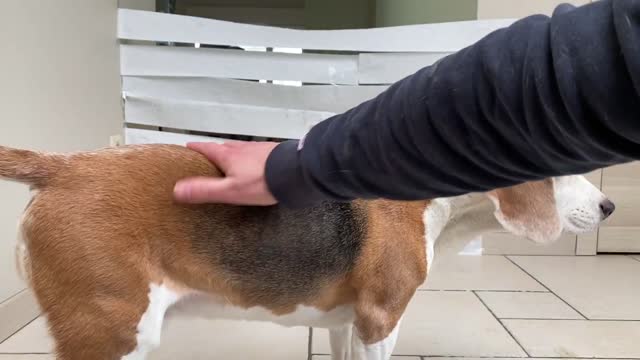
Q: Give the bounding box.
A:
[120,45,358,85]
[122,76,386,113]
[118,9,516,52]
[358,52,451,84]
[125,95,334,139]
[125,127,225,145]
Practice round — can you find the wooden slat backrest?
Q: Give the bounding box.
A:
[118,9,515,143]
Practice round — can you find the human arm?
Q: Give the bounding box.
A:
[264,0,640,207]
[175,0,640,207]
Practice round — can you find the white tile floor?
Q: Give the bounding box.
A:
[1,254,639,359]
[510,255,640,320]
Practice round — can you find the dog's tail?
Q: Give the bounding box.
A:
[0,146,63,187]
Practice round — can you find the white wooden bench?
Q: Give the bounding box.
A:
[117,9,514,145]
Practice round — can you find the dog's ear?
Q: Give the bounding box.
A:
[486,179,562,244]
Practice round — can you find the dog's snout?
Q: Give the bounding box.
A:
[599,199,616,219]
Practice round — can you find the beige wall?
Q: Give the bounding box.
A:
[477,0,591,19]
[119,0,156,11]
[376,0,477,27]
[0,0,123,306]
[305,0,374,30]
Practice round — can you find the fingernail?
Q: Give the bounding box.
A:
[173,182,190,201]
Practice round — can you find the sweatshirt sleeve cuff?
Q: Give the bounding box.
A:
[265,140,327,208]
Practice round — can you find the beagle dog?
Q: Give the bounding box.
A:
[0,144,613,360]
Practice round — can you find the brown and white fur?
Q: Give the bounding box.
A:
[0,144,614,360]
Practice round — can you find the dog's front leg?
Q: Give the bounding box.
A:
[329,325,353,360]
[329,318,401,360]
[351,317,401,360]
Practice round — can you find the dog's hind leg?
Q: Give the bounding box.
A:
[44,297,147,360]
[121,283,181,360]
[34,268,179,360]
[36,278,179,360]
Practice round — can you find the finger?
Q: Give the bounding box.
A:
[221,140,246,148]
[186,142,221,153]
[186,142,229,167]
[173,176,236,204]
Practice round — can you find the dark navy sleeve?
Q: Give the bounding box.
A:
[266,0,640,208]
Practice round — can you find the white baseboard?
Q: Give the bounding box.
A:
[0,289,40,343]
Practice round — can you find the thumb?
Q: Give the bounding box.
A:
[173,176,235,204]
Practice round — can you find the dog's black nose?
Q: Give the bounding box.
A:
[600,199,616,219]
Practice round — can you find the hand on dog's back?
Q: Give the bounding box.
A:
[173,141,278,206]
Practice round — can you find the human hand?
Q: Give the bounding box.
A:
[173,141,279,205]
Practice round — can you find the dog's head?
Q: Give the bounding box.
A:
[487,175,614,244]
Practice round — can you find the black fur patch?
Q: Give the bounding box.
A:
[191,202,365,306]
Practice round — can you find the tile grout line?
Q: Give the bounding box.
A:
[472,290,549,293]
[420,357,640,359]
[500,317,640,322]
[0,316,40,347]
[312,353,640,359]
[595,169,604,252]
[472,290,531,358]
[0,289,27,308]
[307,327,314,360]
[417,289,549,293]
[504,256,589,320]
[0,288,37,345]
[420,357,528,359]
[477,254,592,257]
[0,353,51,355]
[574,230,579,255]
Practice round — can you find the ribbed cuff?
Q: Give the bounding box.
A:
[265,140,327,208]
